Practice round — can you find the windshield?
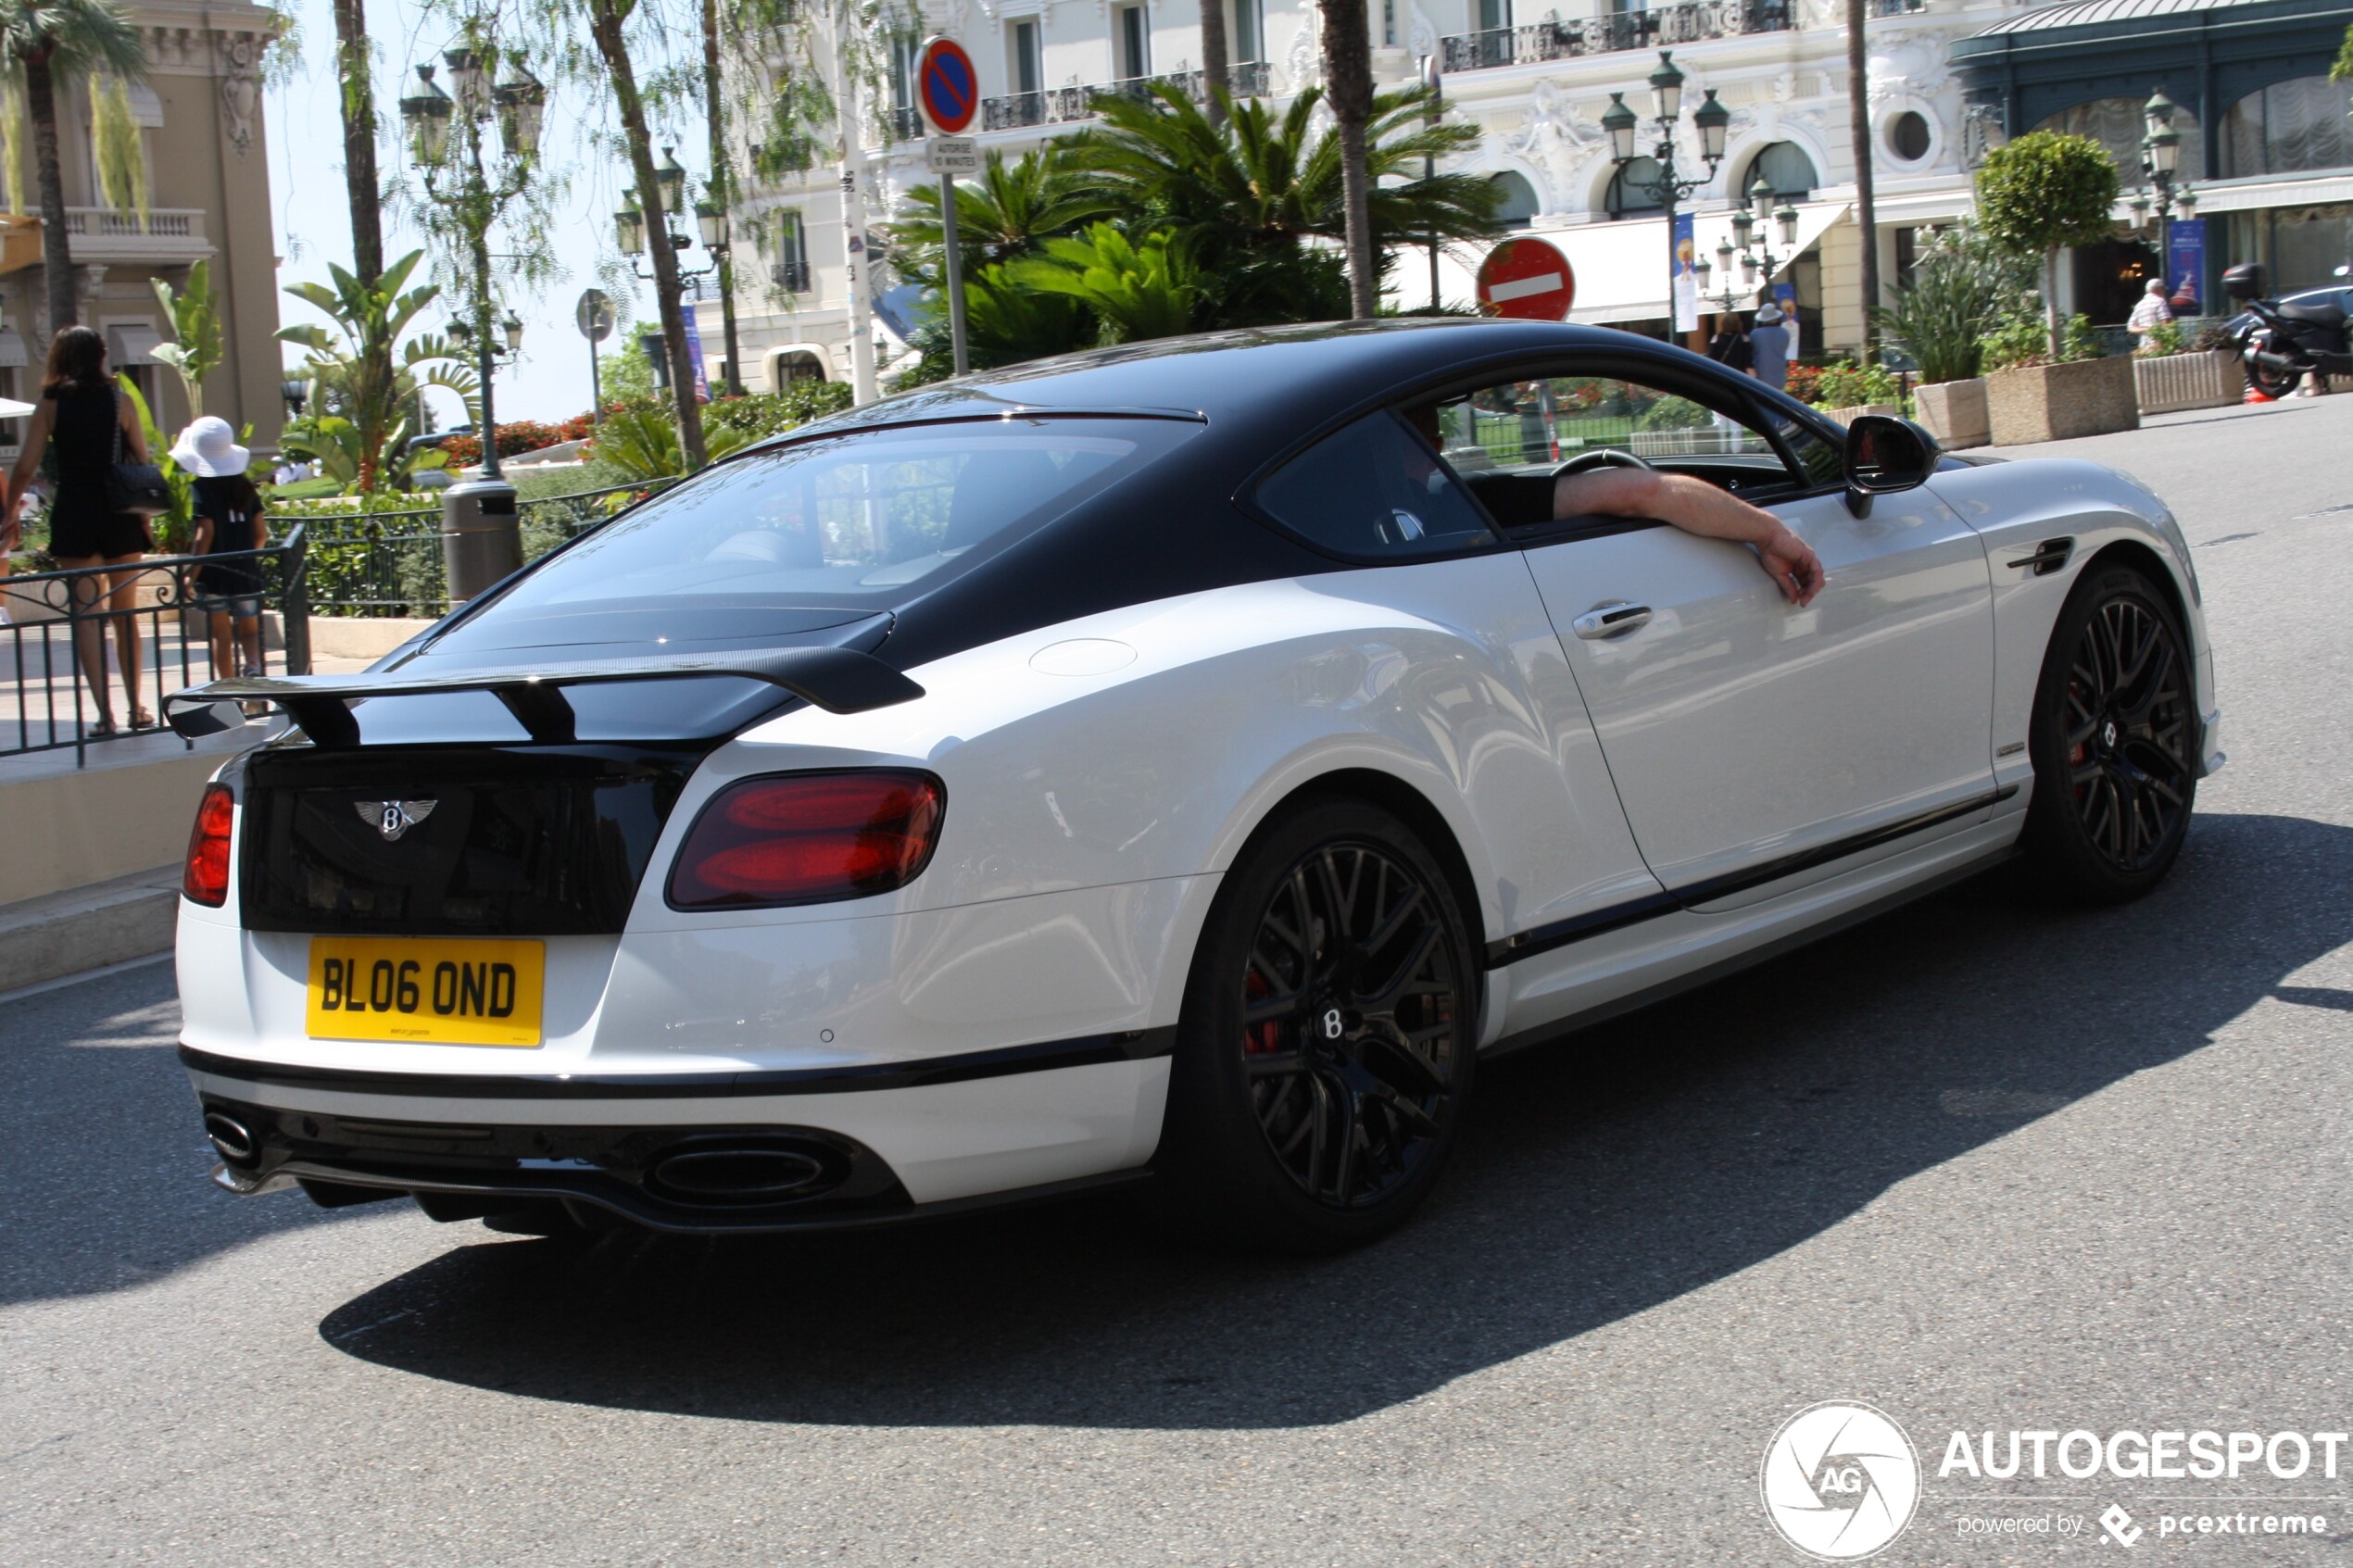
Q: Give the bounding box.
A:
[428,416,1199,657]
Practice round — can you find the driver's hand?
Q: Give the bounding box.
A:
[1759,525,1824,607]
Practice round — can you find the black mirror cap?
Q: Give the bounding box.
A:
[1843,413,1938,499]
[2222,262,2265,303]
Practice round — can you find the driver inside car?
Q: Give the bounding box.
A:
[1403,400,1826,608]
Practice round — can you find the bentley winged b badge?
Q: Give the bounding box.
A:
[356,799,438,842]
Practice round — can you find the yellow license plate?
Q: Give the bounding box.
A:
[306,938,547,1047]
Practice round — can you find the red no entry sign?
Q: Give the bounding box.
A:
[1476,237,1575,320]
[917,36,979,135]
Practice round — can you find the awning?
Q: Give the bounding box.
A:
[107,324,166,365]
[0,328,26,368]
[1430,203,1850,325]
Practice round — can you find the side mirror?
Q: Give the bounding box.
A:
[1843,414,1935,517]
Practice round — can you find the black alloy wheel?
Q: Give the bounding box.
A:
[1155,797,1477,1250]
[1239,840,1462,1210]
[2021,564,2196,901]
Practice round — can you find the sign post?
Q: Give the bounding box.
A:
[1475,237,1576,321]
[917,35,980,374]
[574,288,614,424]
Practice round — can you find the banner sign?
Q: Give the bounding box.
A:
[683,303,711,404]
[2167,219,2206,313]
[1672,211,1699,333]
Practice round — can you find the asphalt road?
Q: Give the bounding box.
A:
[6,395,2351,1566]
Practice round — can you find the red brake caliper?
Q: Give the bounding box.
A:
[1243,970,1283,1055]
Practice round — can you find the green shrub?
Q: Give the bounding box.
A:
[1874,223,2035,384]
[1812,359,1905,408]
[2137,319,2188,357]
[1982,307,2102,371]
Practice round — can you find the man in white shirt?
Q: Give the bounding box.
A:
[2128,278,2174,339]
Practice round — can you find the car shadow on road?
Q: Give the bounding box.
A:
[319,811,2351,1430]
[0,964,383,1311]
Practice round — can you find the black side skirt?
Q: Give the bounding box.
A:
[1484,785,2019,970]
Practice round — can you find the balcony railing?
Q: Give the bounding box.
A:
[978,60,1273,133]
[885,106,924,143]
[770,257,812,294]
[60,207,204,239]
[1440,2,1790,72]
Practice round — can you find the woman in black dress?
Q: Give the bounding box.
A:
[3,327,156,733]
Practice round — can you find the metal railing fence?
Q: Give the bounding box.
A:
[295,479,678,619]
[1,526,311,767]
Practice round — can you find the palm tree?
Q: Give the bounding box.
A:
[893,148,1121,279]
[1077,82,1499,272]
[3,0,148,334]
[1847,0,1879,356]
[1317,0,1377,317]
[278,249,477,494]
[333,0,384,287]
[1012,224,1208,343]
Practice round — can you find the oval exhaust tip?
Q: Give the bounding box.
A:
[204,1110,258,1164]
[650,1147,827,1203]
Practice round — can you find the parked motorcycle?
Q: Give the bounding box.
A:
[2225,263,2353,399]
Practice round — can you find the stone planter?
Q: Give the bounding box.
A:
[2133,349,2244,416]
[1913,379,1990,450]
[1987,357,2140,445]
[1820,402,1899,427]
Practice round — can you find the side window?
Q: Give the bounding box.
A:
[1433,374,1780,471]
[1756,405,1846,489]
[1255,409,1496,559]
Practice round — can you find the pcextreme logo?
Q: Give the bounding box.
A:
[1761,1401,1923,1561]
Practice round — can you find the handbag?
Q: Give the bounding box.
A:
[105,390,172,517]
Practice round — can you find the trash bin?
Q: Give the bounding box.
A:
[440,475,522,605]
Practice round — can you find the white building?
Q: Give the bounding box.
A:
[702,0,2125,392]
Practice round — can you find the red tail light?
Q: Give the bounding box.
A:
[183,784,234,907]
[667,771,945,909]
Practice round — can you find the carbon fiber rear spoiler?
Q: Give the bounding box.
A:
[162,646,925,747]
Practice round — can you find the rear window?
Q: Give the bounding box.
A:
[435,416,1196,655]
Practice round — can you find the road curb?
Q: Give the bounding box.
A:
[0,866,181,996]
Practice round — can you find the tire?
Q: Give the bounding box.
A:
[1152,797,1478,1252]
[2247,359,2300,400]
[2017,562,2197,903]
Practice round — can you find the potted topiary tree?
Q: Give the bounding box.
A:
[1875,223,2023,449]
[1974,132,2138,444]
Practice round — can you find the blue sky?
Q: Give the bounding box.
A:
[264,0,702,425]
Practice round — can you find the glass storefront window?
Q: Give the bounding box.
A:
[2034,98,2207,184]
[2220,76,2353,179]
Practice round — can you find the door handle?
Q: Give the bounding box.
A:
[1571,601,1654,640]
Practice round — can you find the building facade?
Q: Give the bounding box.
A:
[1954,0,2353,320]
[709,0,2351,391]
[0,0,284,467]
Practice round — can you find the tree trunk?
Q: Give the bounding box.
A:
[1200,0,1231,126]
[591,0,708,470]
[333,0,384,286]
[1318,0,1378,320]
[700,0,744,395]
[27,50,78,336]
[1845,0,1878,358]
[2043,249,2062,362]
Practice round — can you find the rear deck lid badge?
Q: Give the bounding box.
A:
[356,799,438,841]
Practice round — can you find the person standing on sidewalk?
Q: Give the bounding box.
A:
[2127,278,2174,343]
[3,328,156,734]
[173,418,270,683]
[1749,301,1793,392]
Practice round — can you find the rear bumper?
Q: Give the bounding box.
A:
[183,1035,1172,1230]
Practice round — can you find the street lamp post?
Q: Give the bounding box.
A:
[1604,53,1729,343]
[2139,88,2195,297]
[399,31,542,601]
[613,147,732,392]
[1736,172,1801,306]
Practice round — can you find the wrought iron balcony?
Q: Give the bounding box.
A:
[770,258,812,294]
[976,60,1274,133]
[884,106,924,143]
[1439,2,1790,73]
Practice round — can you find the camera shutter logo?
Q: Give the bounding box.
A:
[1760,1401,1920,1560]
